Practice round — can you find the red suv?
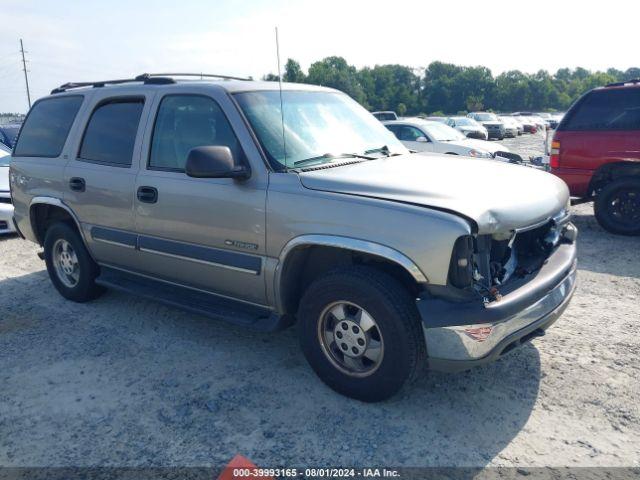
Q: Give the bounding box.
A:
[551,79,640,235]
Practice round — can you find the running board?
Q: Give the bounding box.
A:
[95,266,290,332]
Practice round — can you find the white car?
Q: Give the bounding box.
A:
[499,116,521,137]
[383,118,510,159]
[0,143,16,234]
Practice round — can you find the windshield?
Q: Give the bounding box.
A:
[475,113,498,121]
[234,90,407,168]
[422,122,466,141]
[452,117,476,127]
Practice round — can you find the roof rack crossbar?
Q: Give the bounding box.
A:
[137,73,253,81]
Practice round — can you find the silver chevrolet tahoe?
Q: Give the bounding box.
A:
[9,74,577,402]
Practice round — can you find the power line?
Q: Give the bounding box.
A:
[20,38,31,109]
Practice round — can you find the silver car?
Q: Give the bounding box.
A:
[10,74,577,401]
[0,142,16,234]
[446,116,488,140]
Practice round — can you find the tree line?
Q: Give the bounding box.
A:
[264,58,640,116]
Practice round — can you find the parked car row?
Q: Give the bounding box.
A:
[373,110,564,141]
[382,118,517,162]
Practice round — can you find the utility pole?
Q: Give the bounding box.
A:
[20,39,31,109]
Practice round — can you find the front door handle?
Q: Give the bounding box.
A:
[137,186,158,204]
[69,177,85,192]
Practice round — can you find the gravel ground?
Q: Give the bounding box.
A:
[0,133,639,469]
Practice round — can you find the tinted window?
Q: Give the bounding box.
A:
[563,88,640,131]
[13,96,83,157]
[79,99,144,166]
[387,125,424,141]
[149,95,241,171]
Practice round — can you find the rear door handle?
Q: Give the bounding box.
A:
[137,186,158,204]
[69,177,85,192]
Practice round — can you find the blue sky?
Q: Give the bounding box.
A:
[1,0,637,113]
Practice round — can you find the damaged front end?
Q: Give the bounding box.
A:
[448,208,576,303]
[419,208,578,372]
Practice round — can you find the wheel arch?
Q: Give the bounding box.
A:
[29,197,85,246]
[589,161,640,196]
[274,235,428,316]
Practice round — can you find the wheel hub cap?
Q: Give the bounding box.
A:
[333,319,368,358]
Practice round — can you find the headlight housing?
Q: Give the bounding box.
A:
[448,235,474,288]
[468,149,491,158]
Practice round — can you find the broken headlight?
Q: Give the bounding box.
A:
[448,235,474,288]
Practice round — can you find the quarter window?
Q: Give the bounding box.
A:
[149,95,242,171]
[79,99,144,166]
[13,96,84,157]
[563,88,640,131]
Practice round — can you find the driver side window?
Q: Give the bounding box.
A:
[397,126,426,142]
[149,95,242,171]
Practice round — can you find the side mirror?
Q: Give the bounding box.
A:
[415,136,428,143]
[185,146,250,179]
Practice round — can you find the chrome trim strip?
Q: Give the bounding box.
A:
[28,197,94,257]
[99,263,272,310]
[94,237,136,249]
[138,246,260,275]
[274,234,428,313]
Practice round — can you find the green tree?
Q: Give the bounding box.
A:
[306,56,367,105]
[283,59,306,83]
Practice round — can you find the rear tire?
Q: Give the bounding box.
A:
[297,266,426,402]
[44,222,104,302]
[594,178,640,236]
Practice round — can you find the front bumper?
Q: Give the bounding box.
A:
[0,202,16,234]
[418,240,577,372]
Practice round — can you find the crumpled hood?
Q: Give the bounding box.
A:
[0,167,9,192]
[299,153,569,234]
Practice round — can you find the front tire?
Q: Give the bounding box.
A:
[44,222,104,302]
[594,178,640,236]
[297,266,426,402]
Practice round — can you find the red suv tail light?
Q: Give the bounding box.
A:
[550,140,560,168]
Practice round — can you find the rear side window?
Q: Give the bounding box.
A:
[562,88,640,131]
[13,96,83,157]
[79,99,144,166]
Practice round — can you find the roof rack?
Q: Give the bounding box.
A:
[142,73,252,81]
[605,78,640,87]
[51,72,252,94]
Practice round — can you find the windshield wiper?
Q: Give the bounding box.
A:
[364,145,391,156]
[292,152,375,167]
[364,145,404,157]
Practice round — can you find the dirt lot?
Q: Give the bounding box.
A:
[1,134,639,469]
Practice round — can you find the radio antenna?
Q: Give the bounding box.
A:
[275,27,287,165]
